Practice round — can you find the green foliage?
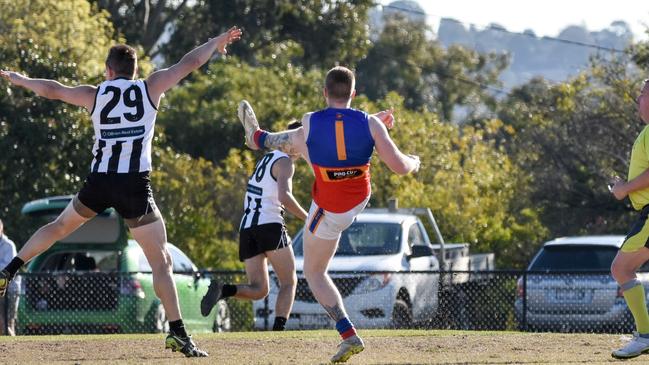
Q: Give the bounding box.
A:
[362,93,546,267]
[162,0,373,69]
[497,58,644,241]
[0,0,116,244]
[157,59,323,163]
[356,15,508,122]
[152,146,255,269]
[90,0,189,57]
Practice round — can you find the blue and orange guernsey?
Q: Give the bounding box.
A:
[306,107,375,213]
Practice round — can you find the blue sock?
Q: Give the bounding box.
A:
[335,317,356,339]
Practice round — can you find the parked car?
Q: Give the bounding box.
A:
[253,210,440,330]
[514,235,644,332]
[16,195,230,335]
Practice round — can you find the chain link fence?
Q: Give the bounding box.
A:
[2,270,636,335]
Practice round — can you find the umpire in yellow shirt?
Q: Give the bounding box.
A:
[610,79,649,359]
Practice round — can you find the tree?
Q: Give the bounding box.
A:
[361,93,547,267]
[157,59,324,163]
[496,57,644,240]
[91,0,190,57]
[161,0,373,69]
[356,14,508,122]
[151,146,248,269]
[0,0,117,244]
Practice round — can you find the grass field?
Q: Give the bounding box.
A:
[0,329,644,364]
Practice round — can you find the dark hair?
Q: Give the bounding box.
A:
[325,66,355,101]
[287,120,302,130]
[106,44,137,78]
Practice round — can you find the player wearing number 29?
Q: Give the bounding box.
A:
[0,26,242,357]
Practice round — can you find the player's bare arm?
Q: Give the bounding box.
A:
[373,108,395,129]
[146,26,242,105]
[273,157,308,221]
[369,115,420,175]
[611,169,649,200]
[0,70,96,110]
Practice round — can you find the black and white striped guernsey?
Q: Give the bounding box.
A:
[240,150,289,230]
[89,77,158,173]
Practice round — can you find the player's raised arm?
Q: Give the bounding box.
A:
[369,115,420,175]
[146,26,242,104]
[0,70,96,110]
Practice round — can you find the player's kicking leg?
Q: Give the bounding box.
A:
[237,100,306,156]
[130,215,208,357]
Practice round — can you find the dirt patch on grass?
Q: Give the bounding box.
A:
[0,330,642,364]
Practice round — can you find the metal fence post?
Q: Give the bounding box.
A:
[522,270,528,331]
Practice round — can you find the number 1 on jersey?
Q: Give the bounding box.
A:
[335,120,347,161]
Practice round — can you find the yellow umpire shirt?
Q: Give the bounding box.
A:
[629,125,649,210]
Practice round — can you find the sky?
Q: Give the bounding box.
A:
[386,0,649,40]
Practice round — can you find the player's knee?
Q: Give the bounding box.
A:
[151,250,173,274]
[48,218,71,238]
[250,282,269,300]
[611,260,633,283]
[304,267,325,285]
[279,273,297,291]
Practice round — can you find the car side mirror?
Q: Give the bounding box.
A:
[193,270,202,283]
[407,245,434,260]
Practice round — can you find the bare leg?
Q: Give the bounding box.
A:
[234,254,270,300]
[611,248,649,284]
[17,201,91,262]
[130,218,182,321]
[302,229,348,321]
[266,246,297,318]
[262,129,306,156]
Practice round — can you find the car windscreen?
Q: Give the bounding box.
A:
[529,245,618,271]
[293,222,401,256]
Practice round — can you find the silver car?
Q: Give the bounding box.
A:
[514,235,647,332]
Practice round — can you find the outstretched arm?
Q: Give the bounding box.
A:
[369,115,420,175]
[146,26,242,105]
[273,157,308,221]
[0,70,96,110]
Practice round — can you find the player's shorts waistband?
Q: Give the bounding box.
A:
[88,171,150,178]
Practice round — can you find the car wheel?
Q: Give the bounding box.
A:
[391,299,412,329]
[149,303,169,333]
[213,300,231,332]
